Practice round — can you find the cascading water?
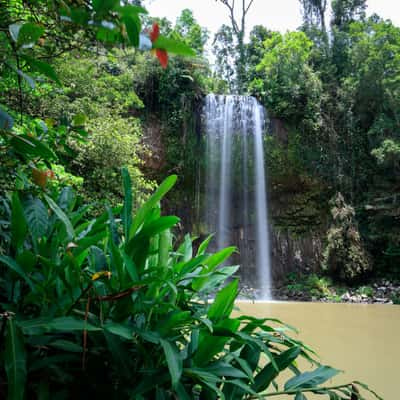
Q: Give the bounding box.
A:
[203,94,272,299]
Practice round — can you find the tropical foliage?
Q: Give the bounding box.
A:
[0,171,380,399]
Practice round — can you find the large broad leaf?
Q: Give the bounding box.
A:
[11,192,28,250]
[138,216,180,238]
[24,197,48,240]
[192,247,236,291]
[92,0,119,13]
[194,318,240,366]
[104,323,134,340]
[153,35,196,56]
[205,362,249,379]
[44,194,75,239]
[123,14,140,47]
[5,318,26,400]
[18,317,101,334]
[10,134,57,160]
[17,22,44,48]
[129,175,177,238]
[9,22,43,48]
[160,338,182,388]
[0,255,34,290]
[57,186,76,213]
[252,346,302,393]
[121,167,132,239]
[207,279,238,322]
[158,311,192,336]
[200,265,240,292]
[21,55,61,85]
[284,365,341,391]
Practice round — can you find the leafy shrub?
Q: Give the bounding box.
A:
[0,171,378,399]
[31,53,155,212]
[357,286,374,298]
[323,193,371,281]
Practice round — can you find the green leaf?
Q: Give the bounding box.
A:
[295,393,308,400]
[44,194,75,239]
[158,311,192,336]
[129,175,177,238]
[252,346,302,392]
[121,167,132,239]
[11,192,28,250]
[104,323,133,340]
[92,0,119,13]
[5,318,26,400]
[21,56,61,85]
[200,265,240,292]
[158,228,171,271]
[174,383,192,400]
[194,318,240,366]
[123,15,140,47]
[197,234,214,256]
[17,22,44,48]
[70,7,90,24]
[10,134,57,160]
[72,113,86,127]
[205,362,248,379]
[49,340,82,353]
[0,107,14,130]
[122,250,139,281]
[153,35,196,56]
[24,197,48,240]
[19,317,101,334]
[285,366,341,391]
[208,279,238,322]
[0,255,34,290]
[139,216,180,238]
[57,186,76,213]
[192,247,236,291]
[205,247,236,269]
[115,4,148,16]
[160,338,182,388]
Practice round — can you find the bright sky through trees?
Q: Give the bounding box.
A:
[147,0,400,37]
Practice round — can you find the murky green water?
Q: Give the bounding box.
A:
[236,301,400,399]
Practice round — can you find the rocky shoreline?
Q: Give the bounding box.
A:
[240,279,400,304]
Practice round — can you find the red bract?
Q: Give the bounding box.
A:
[150,23,160,43]
[149,23,168,68]
[156,49,168,69]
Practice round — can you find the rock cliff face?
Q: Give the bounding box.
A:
[268,186,327,284]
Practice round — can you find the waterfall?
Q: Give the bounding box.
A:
[203,94,272,299]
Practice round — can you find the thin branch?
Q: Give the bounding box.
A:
[245,0,255,15]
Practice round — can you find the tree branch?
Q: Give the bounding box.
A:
[244,0,255,15]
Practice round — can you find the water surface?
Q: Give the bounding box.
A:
[236,301,400,399]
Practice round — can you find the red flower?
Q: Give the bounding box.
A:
[156,49,168,69]
[150,23,160,43]
[149,23,168,69]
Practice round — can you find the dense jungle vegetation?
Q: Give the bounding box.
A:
[214,0,400,286]
[0,0,395,398]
